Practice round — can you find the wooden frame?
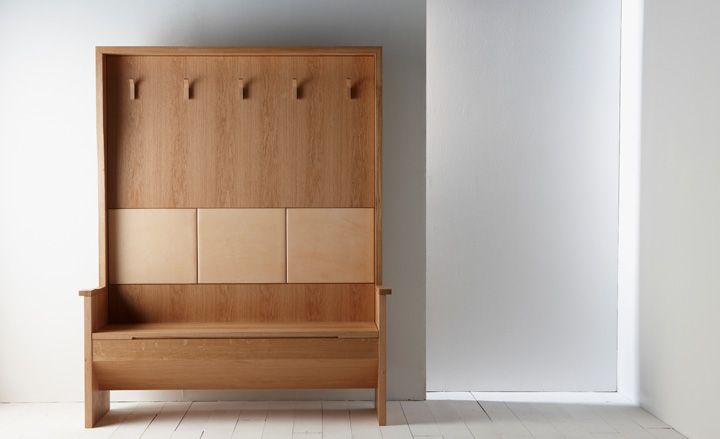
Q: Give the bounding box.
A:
[82,46,390,427]
[79,287,108,428]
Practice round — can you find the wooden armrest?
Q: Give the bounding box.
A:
[80,287,108,333]
[79,287,107,298]
[376,285,392,296]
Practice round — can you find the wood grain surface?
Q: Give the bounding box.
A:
[108,283,375,323]
[106,55,375,208]
[197,208,286,283]
[92,321,378,340]
[93,338,377,390]
[108,209,197,284]
[286,208,375,283]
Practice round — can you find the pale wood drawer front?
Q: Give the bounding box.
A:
[286,208,374,283]
[109,209,197,284]
[197,209,286,283]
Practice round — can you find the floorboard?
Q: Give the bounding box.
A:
[0,398,686,439]
[400,401,442,437]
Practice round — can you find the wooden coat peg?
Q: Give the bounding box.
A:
[346,78,352,100]
[239,78,245,99]
[292,78,298,99]
[129,79,136,100]
[183,78,190,100]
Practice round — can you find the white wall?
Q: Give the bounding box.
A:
[427,0,621,391]
[639,1,720,438]
[0,0,426,402]
[617,0,644,403]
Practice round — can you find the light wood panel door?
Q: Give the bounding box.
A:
[106,55,375,208]
[197,208,286,283]
[286,208,374,283]
[108,209,197,284]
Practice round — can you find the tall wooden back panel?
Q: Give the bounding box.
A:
[80,47,390,428]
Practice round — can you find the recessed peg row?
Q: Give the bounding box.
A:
[127,77,357,101]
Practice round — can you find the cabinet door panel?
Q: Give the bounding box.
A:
[287,208,374,283]
[109,209,197,284]
[197,208,286,283]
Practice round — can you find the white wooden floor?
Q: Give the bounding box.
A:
[0,399,686,439]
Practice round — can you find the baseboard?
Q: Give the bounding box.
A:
[428,391,634,404]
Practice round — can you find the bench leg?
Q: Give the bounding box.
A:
[375,299,387,425]
[82,290,109,427]
[84,376,109,428]
[376,384,387,426]
[375,287,388,425]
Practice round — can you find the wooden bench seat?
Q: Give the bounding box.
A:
[92,322,379,340]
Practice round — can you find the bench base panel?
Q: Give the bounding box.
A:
[93,337,378,390]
